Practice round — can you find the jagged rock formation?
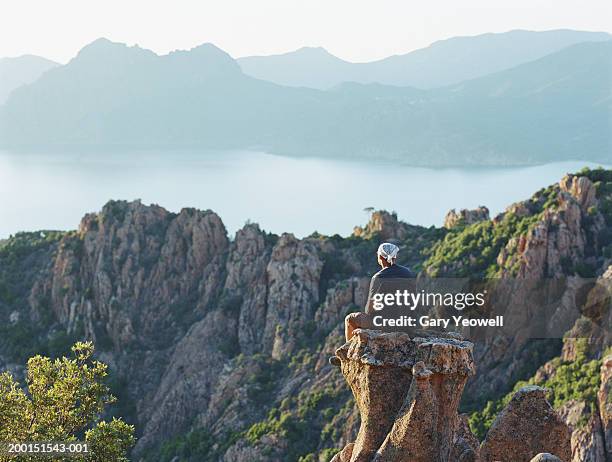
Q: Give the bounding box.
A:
[444,207,490,229]
[17,199,379,456]
[331,331,571,462]
[497,175,600,279]
[562,266,612,360]
[521,267,611,462]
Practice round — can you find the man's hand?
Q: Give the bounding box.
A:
[344,312,371,341]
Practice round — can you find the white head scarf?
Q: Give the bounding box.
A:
[377,242,399,264]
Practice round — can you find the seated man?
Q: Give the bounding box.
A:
[330,242,415,367]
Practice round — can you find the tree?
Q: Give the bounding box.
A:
[0,342,135,461]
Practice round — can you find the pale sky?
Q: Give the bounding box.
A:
[2,0,611,64]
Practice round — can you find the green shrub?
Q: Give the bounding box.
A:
[243,386,348,460]
[320,448,341,461]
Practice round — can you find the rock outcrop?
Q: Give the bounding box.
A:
[335,330,474,462]
[444,207,490,229]
[264,233,325,359]
[496,174,602,279]
[331,331,572,462]
[353,211,411,242]
[480,386,571,462]
[332,329,475,461]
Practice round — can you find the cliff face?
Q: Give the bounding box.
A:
[496,174,602,279]
[31,202,229,349]
[462,173,609,400]
[17,200,387,457]
[0,170,610,461]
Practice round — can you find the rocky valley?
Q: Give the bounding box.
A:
[0,168,611,461]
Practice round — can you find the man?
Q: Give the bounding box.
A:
[329,242,415,367]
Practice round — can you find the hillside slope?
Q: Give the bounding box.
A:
[0,54,59,104]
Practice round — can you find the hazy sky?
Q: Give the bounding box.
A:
[2,0,611,63]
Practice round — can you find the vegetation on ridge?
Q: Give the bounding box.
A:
[468,339,603,440]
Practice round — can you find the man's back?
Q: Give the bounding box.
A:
[375,264,415,279]
[365,264,415,316]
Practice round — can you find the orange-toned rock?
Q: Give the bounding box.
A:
[335,329,475,461]
[480,386,571,462]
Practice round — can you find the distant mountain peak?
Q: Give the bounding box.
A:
[426,28,611,48]
[80,37,123,51]
[190,42,225,52]
[74,38,128,59]
[163,42,242,75]
[186,42,236,60]
[71,39,239,71]
[241,45,338,61]
[295,46,328,53]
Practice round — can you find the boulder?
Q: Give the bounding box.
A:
[480,386,571,462]
[332,342,572,462]
[529,454,562,462]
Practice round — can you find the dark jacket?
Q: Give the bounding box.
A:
[365,264,415,315]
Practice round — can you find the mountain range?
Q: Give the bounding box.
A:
[237,29,611,89]
[0,30,610,166]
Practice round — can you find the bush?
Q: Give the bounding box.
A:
[0,342,135,461]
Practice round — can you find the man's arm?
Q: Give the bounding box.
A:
[364,273,381,315]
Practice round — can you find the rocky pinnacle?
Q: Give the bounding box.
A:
[331,329,572,462]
